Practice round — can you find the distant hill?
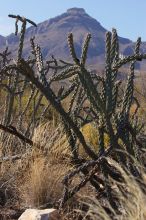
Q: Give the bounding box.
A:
[0,8,146,70]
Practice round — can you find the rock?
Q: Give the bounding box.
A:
[18,208,61,220]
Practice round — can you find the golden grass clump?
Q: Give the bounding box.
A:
[19,156,72,208]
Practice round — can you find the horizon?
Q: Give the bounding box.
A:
[0,0,146,41]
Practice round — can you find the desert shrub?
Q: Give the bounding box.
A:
[79,123,110,158]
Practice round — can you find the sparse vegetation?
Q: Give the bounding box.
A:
[0,14,146,220]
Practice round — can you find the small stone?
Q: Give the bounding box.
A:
[18,208,61,220]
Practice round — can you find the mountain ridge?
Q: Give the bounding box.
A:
[0,8,145,70]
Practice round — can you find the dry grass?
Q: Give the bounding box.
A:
[19,156,72,208]
[13,122,74,209]
[80,159,146,220]
[0,122,146,220]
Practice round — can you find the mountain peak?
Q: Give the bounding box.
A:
[67,8,86,15]
[0,8,145,70]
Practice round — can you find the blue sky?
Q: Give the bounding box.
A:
[0,0,146,41]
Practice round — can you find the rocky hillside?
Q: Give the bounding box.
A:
[0,8,146,70]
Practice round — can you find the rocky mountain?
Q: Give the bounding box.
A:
[0,8,146,70]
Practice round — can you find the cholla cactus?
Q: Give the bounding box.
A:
[1,15,146,213]
[0,16,61,154]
